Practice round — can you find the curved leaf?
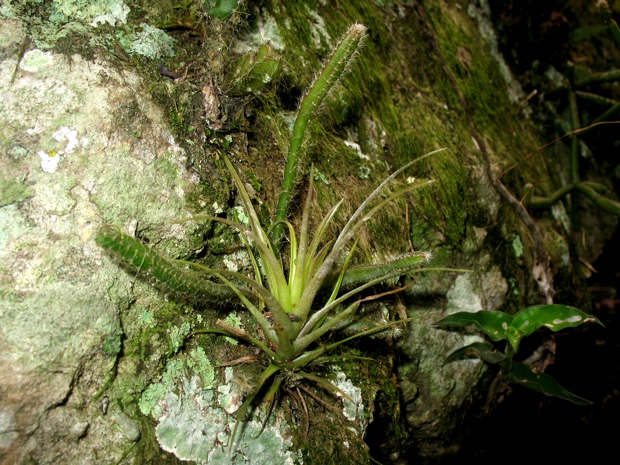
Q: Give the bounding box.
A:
[506,362,592,405]
[435,311,513,342]
[444,341,506,364]
[507,304,603,352]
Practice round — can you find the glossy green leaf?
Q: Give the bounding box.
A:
[506,304,603,352]
[506,362,592,405]
[444,342,506,365]
[435,311,513,342]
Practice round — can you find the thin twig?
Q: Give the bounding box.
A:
[499,121,620,179]
[298,385,342,413]
[295,387,310,439]
[213,355,262,368]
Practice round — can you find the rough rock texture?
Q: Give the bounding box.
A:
[0,17,201,464]
[0,1,592,464]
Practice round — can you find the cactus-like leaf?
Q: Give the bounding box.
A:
[96,225,240,304]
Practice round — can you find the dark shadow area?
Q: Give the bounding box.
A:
[448,2,620,463]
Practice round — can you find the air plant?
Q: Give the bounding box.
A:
[96,149,439,450]
[96,22,444,453]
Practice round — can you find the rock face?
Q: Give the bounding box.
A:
[0,17,201,463]
[0,2,586,464]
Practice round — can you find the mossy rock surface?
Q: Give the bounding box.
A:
[0,2,584,464]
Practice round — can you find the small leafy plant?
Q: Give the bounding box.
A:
[97,23,443,454]
[435,304,603,404]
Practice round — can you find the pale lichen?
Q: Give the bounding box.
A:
[332,371,364,427]
[1,0,130,49]
[445,274,483,315]
[187,347,215,388]
[146,361,301,464]
[512,235,524,258]
[169,321,192,353]
[223,312,243,345]
[126,24,176,60]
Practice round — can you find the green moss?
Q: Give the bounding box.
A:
[251,1,476,253]
[103,333,122,356]
[0,177,34,207]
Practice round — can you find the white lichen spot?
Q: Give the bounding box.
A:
[114,412,140,442]
[27,125,44,136]
[187,347,215,389]
[128,24,175,59]
[223,249,250,272]
[20,49,54,73]
[0,408,17,448]
[544,65,569,88]
[217,368,243,414]
[166,133,187,170]
[305,8,331,48]
[446,275,483,314]
[212,201,224,214]
[223,313,243,345]
[252,13,285,50]
[52,126,80,154]
[551,202,571,233]
[332,371,364,424]
[169,321,191,353]
[462,334,484,348]
[344,140,369,160]
[138,310,156,327]
[154,369,299,464]
[232,206,249,224]
[38,151,61,173]
[467,0,531,113]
